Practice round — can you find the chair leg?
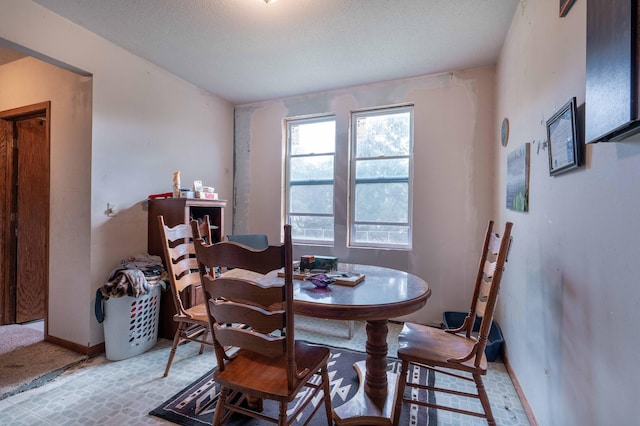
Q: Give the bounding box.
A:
[473,373,496,426]
[199,327,209,354]
[163,324,185,377]
[321,366,333,425]
[278,401,287,426]
[246,394,264,412]
[347,320,354,339]
[392,360,409,426]
[212,386,228,426]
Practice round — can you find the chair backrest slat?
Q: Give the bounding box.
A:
[210,300,285,333]
[476,281,491,318]
[173,270,202,293]
[196,240,284,275]
[482,258,497,279]
[166,242,196,261]
[205,276,284,306]
[487,231,502,254]
[214,325,286,358]
[163,223,193,243]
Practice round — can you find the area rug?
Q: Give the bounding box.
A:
[150,344,436,425]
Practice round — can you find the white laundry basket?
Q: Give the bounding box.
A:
[103,284,161,361]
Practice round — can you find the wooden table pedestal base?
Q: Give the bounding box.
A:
[333,361,399,426]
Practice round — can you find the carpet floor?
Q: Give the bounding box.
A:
[150,343,436,425]
[0,324,43,355]
[0,324,87,400]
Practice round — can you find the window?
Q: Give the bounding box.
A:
[350,106,413,248]
[285,116,336,243]
[285,106,413,249]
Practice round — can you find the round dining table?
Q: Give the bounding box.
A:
[289,263,431,426]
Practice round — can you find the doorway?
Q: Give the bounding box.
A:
[0,102,50,327]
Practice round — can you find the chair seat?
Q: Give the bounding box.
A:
[174,302,208,323]
[397,322,487,374]
[214,340,330,401]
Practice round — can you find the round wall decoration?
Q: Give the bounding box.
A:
[501,117,510,147]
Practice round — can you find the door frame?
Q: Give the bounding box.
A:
[0,101,50,327]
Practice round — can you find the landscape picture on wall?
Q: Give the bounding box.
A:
[506,143,530,212]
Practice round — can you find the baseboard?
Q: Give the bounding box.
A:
[502,349,538,426]
[45,334,105,357]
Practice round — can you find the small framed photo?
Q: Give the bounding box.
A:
[546,97,580,176]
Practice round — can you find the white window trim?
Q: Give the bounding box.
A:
[348,105,414,250]
[284,114,336,245]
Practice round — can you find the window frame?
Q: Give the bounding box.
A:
[348,105,414,249]
[284,114,336,245]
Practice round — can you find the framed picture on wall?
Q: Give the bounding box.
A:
[506,143,530,212]
[546,97,580,176]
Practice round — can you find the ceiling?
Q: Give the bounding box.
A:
[22,0,519,105]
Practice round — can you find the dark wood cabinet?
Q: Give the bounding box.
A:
[147,198,226,339]
[586,0,640,143]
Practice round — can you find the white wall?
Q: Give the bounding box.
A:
[0,57,92,344]
[0,0,234,347]
[496,1,640,424]
[235,68,496,324]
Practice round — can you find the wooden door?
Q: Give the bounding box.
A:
[15,117,49,323]
[0,102,50,326]
[0,118,15,324]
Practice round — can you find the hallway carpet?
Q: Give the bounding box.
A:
[0,325,87,400]
[0,324,43,355]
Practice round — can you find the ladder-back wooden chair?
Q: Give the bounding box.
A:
[392,220,513,426]
[193,223,333,426]
[159,215,213,377]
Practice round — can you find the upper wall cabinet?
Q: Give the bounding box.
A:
[586,0,640,143]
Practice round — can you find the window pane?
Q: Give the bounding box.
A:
[290,120,336,155]
[290,185,333,214]
[290,155,334,181]
[355,158,409,179]
[355,111,410,158]
[290,216,334,241]
[353,224,409,245]
[287,117,335,244]
[354,182,408,222]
